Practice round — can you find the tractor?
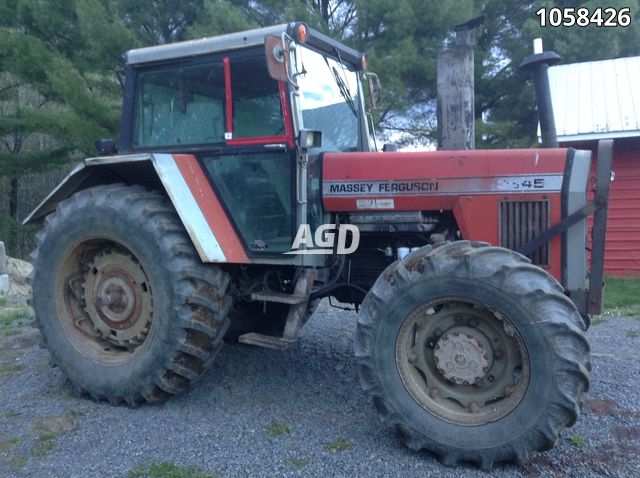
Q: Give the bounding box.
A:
[25,23,611,469]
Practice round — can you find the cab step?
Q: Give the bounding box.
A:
[250,291,307,304]
[238,332,296,350]
[239,270,316,350]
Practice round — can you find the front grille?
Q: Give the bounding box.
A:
[499,200,550,266]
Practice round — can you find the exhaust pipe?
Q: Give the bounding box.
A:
[520,38,561,148]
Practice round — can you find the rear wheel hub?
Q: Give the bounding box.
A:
[83,250,153,348]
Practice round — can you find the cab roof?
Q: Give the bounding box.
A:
[124,22,363,68]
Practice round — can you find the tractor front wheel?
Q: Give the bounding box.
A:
[355,241,590,469]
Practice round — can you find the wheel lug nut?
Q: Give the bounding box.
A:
[503,323,515,337]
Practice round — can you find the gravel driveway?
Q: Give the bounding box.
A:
[1,299,639,477]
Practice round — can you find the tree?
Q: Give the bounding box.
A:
[118,0,206,44]
[0,0,136,259]
[474,0,640,148]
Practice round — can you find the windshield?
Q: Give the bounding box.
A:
[296,46,360,152]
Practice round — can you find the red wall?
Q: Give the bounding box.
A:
[568,138,640,277]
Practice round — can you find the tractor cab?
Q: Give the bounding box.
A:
[117,23,373,260]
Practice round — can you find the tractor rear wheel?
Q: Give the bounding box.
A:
[31,184,231,405]
[355,241,590,469]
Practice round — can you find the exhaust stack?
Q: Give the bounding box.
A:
[520,38,561,148]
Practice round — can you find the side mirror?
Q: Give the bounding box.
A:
[299,129,322,149]
[365,72,383,110]
[265,34,290,83]
[95,139,118,156]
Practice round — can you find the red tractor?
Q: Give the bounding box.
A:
[25,23,611,468]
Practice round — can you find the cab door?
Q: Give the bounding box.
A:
[201,52,296,255]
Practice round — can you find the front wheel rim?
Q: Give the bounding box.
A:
[395,299,530,426]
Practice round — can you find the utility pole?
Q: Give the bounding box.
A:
[437,17,483,150]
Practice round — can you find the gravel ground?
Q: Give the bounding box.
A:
[1,299,639,478]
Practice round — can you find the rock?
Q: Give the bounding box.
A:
[7,257,33,298]
[8,257,32,284]
[0,273,9,295]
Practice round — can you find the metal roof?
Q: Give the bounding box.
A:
[124,23,363,67]
[547,56,640,142]
[125,24,290,65]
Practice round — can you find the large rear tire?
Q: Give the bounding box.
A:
[31,184,231,405]
[355,241,590,469]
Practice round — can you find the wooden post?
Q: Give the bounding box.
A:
[437,28,475,150]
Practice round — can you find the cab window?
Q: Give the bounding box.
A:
[132,62,225,148]
[230,57,285,139]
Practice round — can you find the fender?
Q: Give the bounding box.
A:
[23,153,250,264]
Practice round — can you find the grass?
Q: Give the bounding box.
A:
[325,439,351,452]
[0,363,24,374]
[627,329,639,338]
[0,327,22,338]
[0,436,21,452]
[11,457,27,471]
[0,304,33,338]
[0,302,33,339]
[127,461,219,478]
[569,434,585,447]
[603,277,640,319]
[266,421,290,438]
[0,306,32,327]
[32,433,56,456]
[287,458,309,470]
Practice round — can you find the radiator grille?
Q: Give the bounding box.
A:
[499,200,550,266]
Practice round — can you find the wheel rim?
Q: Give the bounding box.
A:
[55,239,154,365]
[395,299,530,426]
